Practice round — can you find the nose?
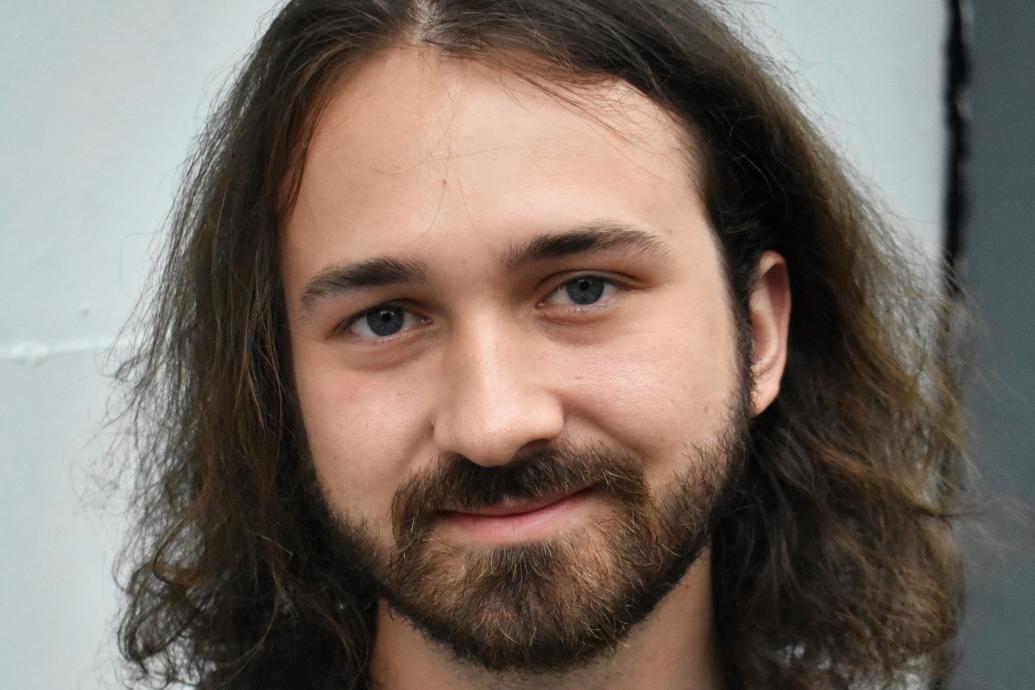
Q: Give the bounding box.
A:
[431,319,565,467]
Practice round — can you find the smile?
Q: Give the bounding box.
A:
[435,488,596,545]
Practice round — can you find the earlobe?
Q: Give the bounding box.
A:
[747,251,791,416]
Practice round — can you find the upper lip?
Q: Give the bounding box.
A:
[443,489,583,517]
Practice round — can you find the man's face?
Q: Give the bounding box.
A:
[281,48,751,671]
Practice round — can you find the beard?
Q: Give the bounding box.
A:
[312,399,750,676]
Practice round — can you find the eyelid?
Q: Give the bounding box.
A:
[339,302,429,342]
[335,272,628,341]
[537,273,625,309]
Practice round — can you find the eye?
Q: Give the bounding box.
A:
[542,275,619,308]
[343,305,427,340]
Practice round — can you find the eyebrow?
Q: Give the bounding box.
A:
[300,257,427,313]
[502,222,670,270]
[298,222,669,315]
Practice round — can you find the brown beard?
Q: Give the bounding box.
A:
[313,404,749,675]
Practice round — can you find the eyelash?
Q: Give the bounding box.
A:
[537,274,620,312]
[339,274,623,342]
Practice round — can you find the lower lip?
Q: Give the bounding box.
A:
[436,489,594,545]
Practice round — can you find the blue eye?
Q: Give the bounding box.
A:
[345,305,424,339]
[365,307,405,336]
[544,275,618,308]
[564,276,606,305]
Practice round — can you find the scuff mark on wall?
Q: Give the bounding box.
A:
[0,337,120,366]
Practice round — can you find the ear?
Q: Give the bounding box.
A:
[747,251,791,416]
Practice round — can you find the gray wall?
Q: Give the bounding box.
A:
[954,1,1035,688]
[0,3,281,688]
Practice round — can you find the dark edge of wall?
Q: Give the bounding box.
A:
[943,0,972,294]
[936,1,971,688]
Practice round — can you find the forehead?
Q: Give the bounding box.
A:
[282,47,705,285]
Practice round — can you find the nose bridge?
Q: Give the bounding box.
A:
[432,312,564,466]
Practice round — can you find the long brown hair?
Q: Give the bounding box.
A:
[114,1,966,688]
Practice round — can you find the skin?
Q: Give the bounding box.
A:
[281,47,790,690]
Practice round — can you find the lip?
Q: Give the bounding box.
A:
[444,489,577,517]
[435,487,595,544]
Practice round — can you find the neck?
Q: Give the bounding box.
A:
[369,552,724,690]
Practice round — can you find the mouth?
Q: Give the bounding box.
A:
[435,487,597,544]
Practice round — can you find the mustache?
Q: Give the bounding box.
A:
[390,441,651,548]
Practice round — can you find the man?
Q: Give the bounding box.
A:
[115,1,965,688]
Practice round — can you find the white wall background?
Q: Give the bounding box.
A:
[0,2,946,688]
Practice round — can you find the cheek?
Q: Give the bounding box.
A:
[294,349,430,527]
[564,300,739,465]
